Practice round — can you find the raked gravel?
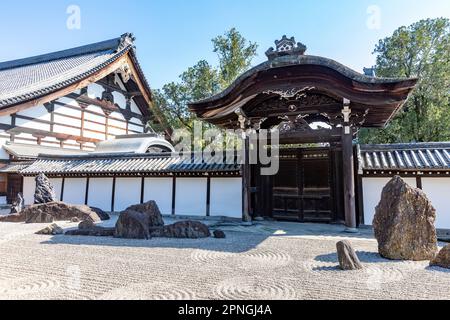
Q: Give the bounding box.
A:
[0,218,449,300]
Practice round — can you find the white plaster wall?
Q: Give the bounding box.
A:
[49,178,63,201]
[362,177,417,226]
[87,83,104,99]
[175,178,207,216]
[54,114,81,128]
[422,178,450,230]
[23,176,36,205]
[0,115,11,125]
[112,92,126,109]
[15,118,50,131]
[63,178,87,205]
[130,100,141,115]
[17,105,50,120]
[210,178,242,218]
[144,178,173,215]
[0,136,10,160]
[114,178,142,212]
[88,178,113,212]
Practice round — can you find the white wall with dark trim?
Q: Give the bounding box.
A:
[362,176,450,230]
[22,175,244,220]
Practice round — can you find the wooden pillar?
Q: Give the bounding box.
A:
[341,101,357,232]
[237,110,252,223]
[242,135,253,222]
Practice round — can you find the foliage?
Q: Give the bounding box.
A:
[153,28,258,132]
[359,18,450,144]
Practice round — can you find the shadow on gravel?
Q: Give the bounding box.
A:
[40,231,271,254]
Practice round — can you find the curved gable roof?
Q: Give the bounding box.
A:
[0,34,134,109]
[189,49,418,128]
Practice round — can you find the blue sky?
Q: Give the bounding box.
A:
[0,0,449,89]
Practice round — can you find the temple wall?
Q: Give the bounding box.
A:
[210,178,243,218]
[114,178,142,212]
[87,178,114,211]
[175,178,208,216]
[143,177,173,215]
[422,178,450,230]
[21,175,244,219]
[62,178,87,205]
[361,176,450,230]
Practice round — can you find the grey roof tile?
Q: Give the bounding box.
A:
[360,142,450,171]
[0,34,135,109]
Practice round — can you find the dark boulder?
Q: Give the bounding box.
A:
[373,176,437,261]
[336,240,363,270]
[213,230,226,239]
[121,201,163,227]
[113,201,164,239]
[34,173,58,204]
[66,227,115,237]
[90,207,110,221]
[430,245,450,269]
[150,221,211,239]
[114,210,151,239]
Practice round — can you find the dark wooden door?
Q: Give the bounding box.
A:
[7,174,23,204]
[272,149,333,222]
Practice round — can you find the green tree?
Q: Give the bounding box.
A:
[359,18,450,144]
[154,28,258,131]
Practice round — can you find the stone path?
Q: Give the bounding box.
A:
[0,219,448,300]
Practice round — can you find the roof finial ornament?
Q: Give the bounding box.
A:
[265,35,307,61]
[117,33,136,52]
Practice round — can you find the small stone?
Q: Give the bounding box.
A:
[36,223,64,235]
[213,230,226,239]
[430,245,450,269]
[336,240,363,270]
[71,217,81,223]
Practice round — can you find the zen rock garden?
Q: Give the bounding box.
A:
[335,175,449,271]
[1,173,223,240]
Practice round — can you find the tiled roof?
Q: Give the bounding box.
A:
[0,33,135,109]
[20,153,241,176]
[3,143,87,160]
[0,162,33,173]
[359,142,450,171]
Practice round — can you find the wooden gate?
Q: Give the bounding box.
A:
[272,148,334,222]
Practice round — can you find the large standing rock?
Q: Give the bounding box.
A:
[121,201,164,227]
[113,201,164,239]
[114,211,151,239]
[373,176,437,261]
[34,173,57,204]
[336,240,363,270]
[150,221,211,239]
[430,245,450,269]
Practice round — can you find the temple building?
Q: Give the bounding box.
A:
[1,34,449,230]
